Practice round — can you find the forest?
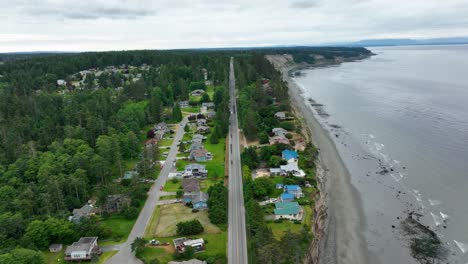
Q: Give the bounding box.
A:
[0,49,231,259]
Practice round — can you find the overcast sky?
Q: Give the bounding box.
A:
[1,0,468,52]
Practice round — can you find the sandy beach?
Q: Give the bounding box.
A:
[267,55,373,264]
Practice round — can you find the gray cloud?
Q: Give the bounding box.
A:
[1,0,468,52]
[290,0,320,9]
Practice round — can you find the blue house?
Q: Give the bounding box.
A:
[283,185,304,198]
[280,192,295,202]
[282,150,298,161]
[183,191,209,209]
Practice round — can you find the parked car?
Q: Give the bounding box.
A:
[150,239,160,246]
[160,186,163,191]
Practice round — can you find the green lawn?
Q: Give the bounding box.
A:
[160,195,177,200]
[159,138,174,147]
[267,221,303,240]
[141,232,227,263]
[164,179,182,192]
[100,215,137,246]
[144,205,161,238]
[182,107,200,113]
[140,246,174,264]
[98,251,118,264]
[204,137,226,178]
[43,250,65,264]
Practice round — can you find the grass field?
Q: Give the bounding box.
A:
[160,195,177,200]
[267,220,303,240]
[182,106,200,113]
[141,232,227,263]
[164,179,182,192]
[100,215,137,246]
[43,250,65,264]
[144,205,161,238]
[98,251,118,264]
[146,204,221,237]
[159,138,174,147]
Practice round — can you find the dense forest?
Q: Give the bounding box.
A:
[0,49,231,259]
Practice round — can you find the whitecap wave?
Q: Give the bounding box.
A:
[429,199,442,206]
[369,134,375,139]
[440,212,450,220]
[454,240,468,254]
[430,212,442,226]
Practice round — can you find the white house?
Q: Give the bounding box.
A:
[64,237,99,261]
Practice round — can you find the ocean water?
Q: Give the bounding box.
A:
[294,45,468,263]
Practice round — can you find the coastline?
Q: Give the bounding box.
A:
[267,55,373,264]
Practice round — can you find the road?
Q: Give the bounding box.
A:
[107,117,188,264]
[227,57,249,264]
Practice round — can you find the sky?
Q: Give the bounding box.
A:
[1,0,468,52]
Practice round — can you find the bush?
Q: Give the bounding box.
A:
[280,121,295,131]
[176,219,204,236]
[274,218,283,223]
[285,133,293,139]
[123,206,139,220]
[293,220,302,224]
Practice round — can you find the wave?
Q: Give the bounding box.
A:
[440,212,450,220]
[428,199,442,206]
[454,240,468,254]
[430,212,442,226]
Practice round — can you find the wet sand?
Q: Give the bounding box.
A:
[267,55,374,264]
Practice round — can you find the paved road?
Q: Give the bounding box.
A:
[227,57,249,264]
[107,117,188,264]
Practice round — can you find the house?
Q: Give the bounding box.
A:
[280,192,295,202]
[197,119,207,126]
[169,259,207,264]
[272,127,288,137]
[201,102,215,109]
[69,203,97,223]
[189,142,204,152]
[276,183,284,189]
[57,79,67,86]
[179,101,189,108]
[190,149,209,162]
[182,179,200,194]
[269,168,282,176]
[191,89,205,96]
[206,111,216,119]
[280,163,306,177]
[144,138,158,147]
[183,191,208,209]
[102,194,131,213]
[155,122,169,133]
[154,130,165,140]
[123,170,139,180]
[282,150,298,162]
[192,134,205,144]
[184,164,208,178]
[274,202,303,220]
[275,112,286,120]
[283,185,304,198]
[49,244,63,253]
[64,237,100,261]
[201,102,215,113]
[269,136,290,145]
[196,126,210,134]
[188,114,197,121]
[173,237,205,253]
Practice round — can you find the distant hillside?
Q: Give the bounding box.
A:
[341,37,468,47]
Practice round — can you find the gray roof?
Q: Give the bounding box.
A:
[182,179,200,193]
[189,142,204,151]
[185,163,206,170]
[201,102,215,108]
[73,204,96,217]
[184,191,208,204]
[65,237,97,255]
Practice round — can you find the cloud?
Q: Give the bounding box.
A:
[290,0,320,9]
[22,1,155,20]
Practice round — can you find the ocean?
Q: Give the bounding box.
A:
[293,45,468,263]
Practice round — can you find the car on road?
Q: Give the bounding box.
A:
[160,186,163,191]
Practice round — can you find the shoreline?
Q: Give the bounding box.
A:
[267,55,373,264]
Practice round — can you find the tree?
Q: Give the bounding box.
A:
[259,131,269,144]
[176,190,184,199]
[0,248,45,264]
[200,93,210,103]
[184,124,190,132]
[131,237,146,257]
[209,132,219,144]
[172,104,183,122]
[176,220,204,236]
[23,220,50,249]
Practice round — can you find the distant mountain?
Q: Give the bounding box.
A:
[337,37,468,47]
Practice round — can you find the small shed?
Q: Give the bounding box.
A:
[49,244,63,253]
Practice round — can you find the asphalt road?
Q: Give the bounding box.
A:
[107,117,188,264]
[227,57,249,264]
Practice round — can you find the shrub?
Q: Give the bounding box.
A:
[280,121,295,131]
[176,219,204,236]
[285,133,293,139]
